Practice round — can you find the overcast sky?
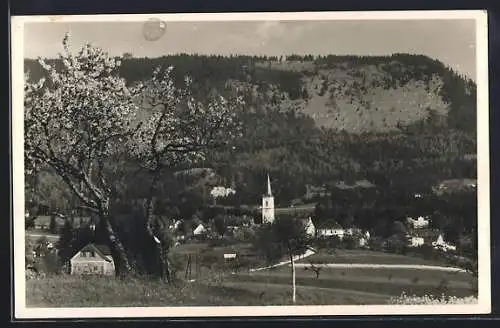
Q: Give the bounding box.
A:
[24,19,477,80]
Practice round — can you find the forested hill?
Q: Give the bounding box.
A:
[24,54,477,207]
[25,53,476,134]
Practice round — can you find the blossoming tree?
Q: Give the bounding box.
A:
[25,34,139,277]
[130,66,243,281]
[24,34,243,279]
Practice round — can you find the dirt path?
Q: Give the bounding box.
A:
[249,249,316,272]
[293,263,466,272]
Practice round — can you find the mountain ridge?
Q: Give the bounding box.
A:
[24,53,476,134]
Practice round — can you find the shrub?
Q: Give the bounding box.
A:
[384,234,408,255]
[342,235,359,250]
[389,292,478,305]
[368,236,385,252]
[32,252,62,275]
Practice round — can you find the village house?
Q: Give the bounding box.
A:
[301,217,316,238]
[315,220,346,239]
[408,236,425,248]
[68,243,115,276]
[358,230,371,247]
[193,223,207,236]
[432,234,457,252]
[406,216,431,229]
[405,229,441,248]
[210,186,236,199]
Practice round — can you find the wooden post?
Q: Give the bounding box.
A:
[195,250,199,279]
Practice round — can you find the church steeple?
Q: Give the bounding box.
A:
[266,174,272,196]
[262,173,275,224]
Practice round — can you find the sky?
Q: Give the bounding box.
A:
[24,19,477,80]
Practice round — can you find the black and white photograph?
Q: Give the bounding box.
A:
[11,11,490,318]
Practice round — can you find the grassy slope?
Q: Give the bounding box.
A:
[26,248,477,307]
[25,275,390,307]
[254,60,452,132]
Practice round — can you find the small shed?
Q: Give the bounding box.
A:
[193,224,207,236]
[69,243,115,276]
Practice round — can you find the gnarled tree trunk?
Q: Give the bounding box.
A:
[139,198,171,282]
[99,207,132,278]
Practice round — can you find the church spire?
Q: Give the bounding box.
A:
[267,174,272,196]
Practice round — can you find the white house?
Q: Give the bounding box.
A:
[408,236,425,247]
[193,224,207,236]
[69,243,115,276]
[316,221,346,239]
[169,219,183,231]
[210,186,236,199]
[432,234,457,252]
[407,216,430,229]
[357,231,371,247]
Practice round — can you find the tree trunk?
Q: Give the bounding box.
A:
[156,241,171,283]
[100,213,131,278]
[140,197,171,282]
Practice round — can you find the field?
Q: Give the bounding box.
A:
[299,249,449,266]
[25,247,477,307]
[26,231,59,242]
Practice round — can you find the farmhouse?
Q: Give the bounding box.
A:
[432,234,457,252]
[406,216,431,229]
[316,220,345,239]
[406,229,441,248]
[210,186,236,198]
[69,243,115,276]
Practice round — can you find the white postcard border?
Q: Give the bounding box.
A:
[11,10,490,319]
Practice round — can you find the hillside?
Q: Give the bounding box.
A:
[24,53,477,208]
[24,53,476,134]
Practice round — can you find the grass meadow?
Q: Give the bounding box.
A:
[25,246,478,307]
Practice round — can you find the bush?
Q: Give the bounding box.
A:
[32,253,62,275]
[389,292,477,305]
[384,234,408,255]
[368,236,385,252]
[199,251,221,269]
[342,235,359,250]
[168,253,186,281]
[208,237,237,247]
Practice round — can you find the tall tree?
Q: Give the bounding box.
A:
[25,34,141,277]
[253,215,312,304]
[127,66,244,281]
[56,219,75,264]
[212,214,228,238]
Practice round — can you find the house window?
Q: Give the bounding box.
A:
[265,201,268,207]
[81,252,86,258]
[89,251,95,257]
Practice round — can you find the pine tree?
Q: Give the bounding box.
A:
[56,219,75,266]
[49,215,57,234]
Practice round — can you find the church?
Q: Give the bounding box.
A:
[260,174,315,237]
[262,174,275,224]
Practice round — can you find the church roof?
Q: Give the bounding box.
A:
[316,220,343,229]
[264,174,273,196]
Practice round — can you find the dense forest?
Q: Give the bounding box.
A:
[24,53,477,237]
